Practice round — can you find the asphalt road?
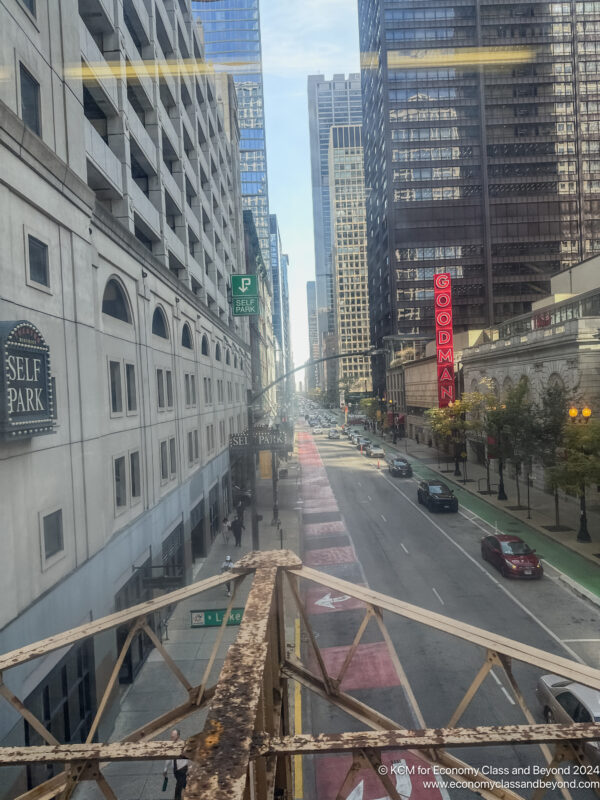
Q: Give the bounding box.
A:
[299,427,600,800]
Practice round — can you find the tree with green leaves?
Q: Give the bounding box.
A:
[359,397,379,424]
[538,382,570,527]
[548,419,600,542]
[426,393,487,477]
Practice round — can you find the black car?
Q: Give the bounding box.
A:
[417,480,458,512]
[388,457,412,477]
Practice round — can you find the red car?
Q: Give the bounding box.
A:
[481,534,543,579]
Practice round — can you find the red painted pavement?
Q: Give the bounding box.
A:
[304,546,357,567]
[311,642,399,691]
[304,521,347,537]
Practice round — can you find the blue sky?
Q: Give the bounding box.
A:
[260,0,361,370]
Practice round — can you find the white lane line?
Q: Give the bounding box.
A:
[400,543,409,554]
[432,587,445,605]
[501,687,516,705]
[490,669,502,685]
[562,638,600,643]
[381,514,387,522]
[377,470,585,664]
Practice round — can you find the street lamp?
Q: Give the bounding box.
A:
[568,406,593,542]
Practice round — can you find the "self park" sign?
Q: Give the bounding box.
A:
[0,321,54,439]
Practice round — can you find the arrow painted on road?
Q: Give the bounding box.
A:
[315,592,351,609]
[345,760,413,800]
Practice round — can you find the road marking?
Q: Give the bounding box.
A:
[562,638,600,643]
[432,587,445,605]
[380,514,387,522]
[400,543,409,554]
[377,471,585,664]
[315,592,351,609]
[501,687,516,705]
[490,669,502,685]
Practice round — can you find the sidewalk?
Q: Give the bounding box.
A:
[74,452,302,800]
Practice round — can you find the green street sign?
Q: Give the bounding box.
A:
[231,275,258,298]
[190,608,244,628]
[232,296,259,316]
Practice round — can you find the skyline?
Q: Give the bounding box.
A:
[260,0,361,368]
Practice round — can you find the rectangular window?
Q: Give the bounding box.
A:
[160,440,169,481]
[190,374,196,405]
[28,235,49,286]
[204,377,208,403]
[114,456,127,508]
[130,451,141,499]
[194,429,199,460]
[43,509,63,559]
[185,374,191,406]
[166,371,173,407]
[126,364,137,412]
[20,64,41,135]
[157,369,165,409]
[169,436,176,476]
[206,426,211,452]
[188,431,194,464]
[208,378,213,404]
[109,361,123,414]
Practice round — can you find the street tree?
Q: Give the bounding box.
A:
[505,378,540,509]
[426,393,486,477]
[548,419,600,542]
[359,397,379,427]
[538,382,571,527]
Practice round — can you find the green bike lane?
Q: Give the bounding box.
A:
[409,458,600,599]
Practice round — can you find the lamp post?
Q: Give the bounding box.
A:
[568,405,593,543]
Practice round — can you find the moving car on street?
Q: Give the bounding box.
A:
[328,429,340,439]
[366,444,385,458]
[417,480,458,512]
[481,534,543,578]
[388,457,412,477]
[536,675,600,764]
[356,438,371,451]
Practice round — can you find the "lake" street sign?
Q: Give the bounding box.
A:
[190,608,244,627]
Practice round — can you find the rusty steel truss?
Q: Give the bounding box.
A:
[0,550,599,800]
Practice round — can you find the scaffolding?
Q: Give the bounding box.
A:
[1,550,599,800]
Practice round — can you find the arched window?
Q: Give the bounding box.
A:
[102,278,131,323]
[502,376,513,396]
[548,373,565,391]
[152,307,169,339]
[182,323,193,349]
[201,334,210,356]
[215,343,222,361]
[470,378,479,394]
[226,349,231,366]
[234,354,238,369]
[240,358,244,371]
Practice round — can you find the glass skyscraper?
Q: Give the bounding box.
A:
[193,1,271,268]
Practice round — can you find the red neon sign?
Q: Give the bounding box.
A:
[434,273,455,407]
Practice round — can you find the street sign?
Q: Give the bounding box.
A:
[232,296,259,316]
[190,608,244,628]
[229,429,291,453]
[231,275,258,297]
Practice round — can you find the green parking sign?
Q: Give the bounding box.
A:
[190,608,244,627]
[231,275,258,298]
[232,297,259,316]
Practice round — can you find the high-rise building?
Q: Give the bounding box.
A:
[269,214,285,358]
[306,281,319,392]
[193,1,271,268]
[281,253,292,380]
[328,125,372,396]
[307,74,362,382]
[358,0,600,393]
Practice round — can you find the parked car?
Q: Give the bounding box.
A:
[536,675,600,764]
[356,438,371,451]
[313,427,322,434]
[481,534,543,578]
[417,480,458,512]
[328,429,340,439]
[366,444,385,458]
[388,457,412,477]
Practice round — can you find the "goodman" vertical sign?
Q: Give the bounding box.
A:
[0,321,54,439]
[433,273,455,408]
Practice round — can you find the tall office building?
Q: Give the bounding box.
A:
[359,0,600,393]
[329,125,372,396]
[269,214,285,360]
[281,253,292,379]
[193,1,271,268]
[306,281,319,391]
[307,74,363,382]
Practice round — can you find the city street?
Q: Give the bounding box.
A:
[298,425,600,800]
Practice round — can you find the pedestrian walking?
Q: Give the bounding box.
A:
[221,555,233,596]
[162,729,188,800]
[220,517,230,545]
[230,517,244,548]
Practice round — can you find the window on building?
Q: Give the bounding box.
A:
[215,343,221,361]
[130,451,141,499]
[114,456,127,508]
[160,440,169,481]
[194,429,199,460]
[185,374,191,406]
[20,64,40,135]
[152,307,169,338]
[182,323,193,349]
[166,370,173,407]
[109,361,123,414]
[157,369,165,409]
[43,509,63,559]
[169,437,176,476]
[126,364,137,412]
[102,279,131,322]
[28,235,49,286]
[21,0,36,14]
[206,425,211,453]
[201,335,210,356]
[188,431,194,464]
